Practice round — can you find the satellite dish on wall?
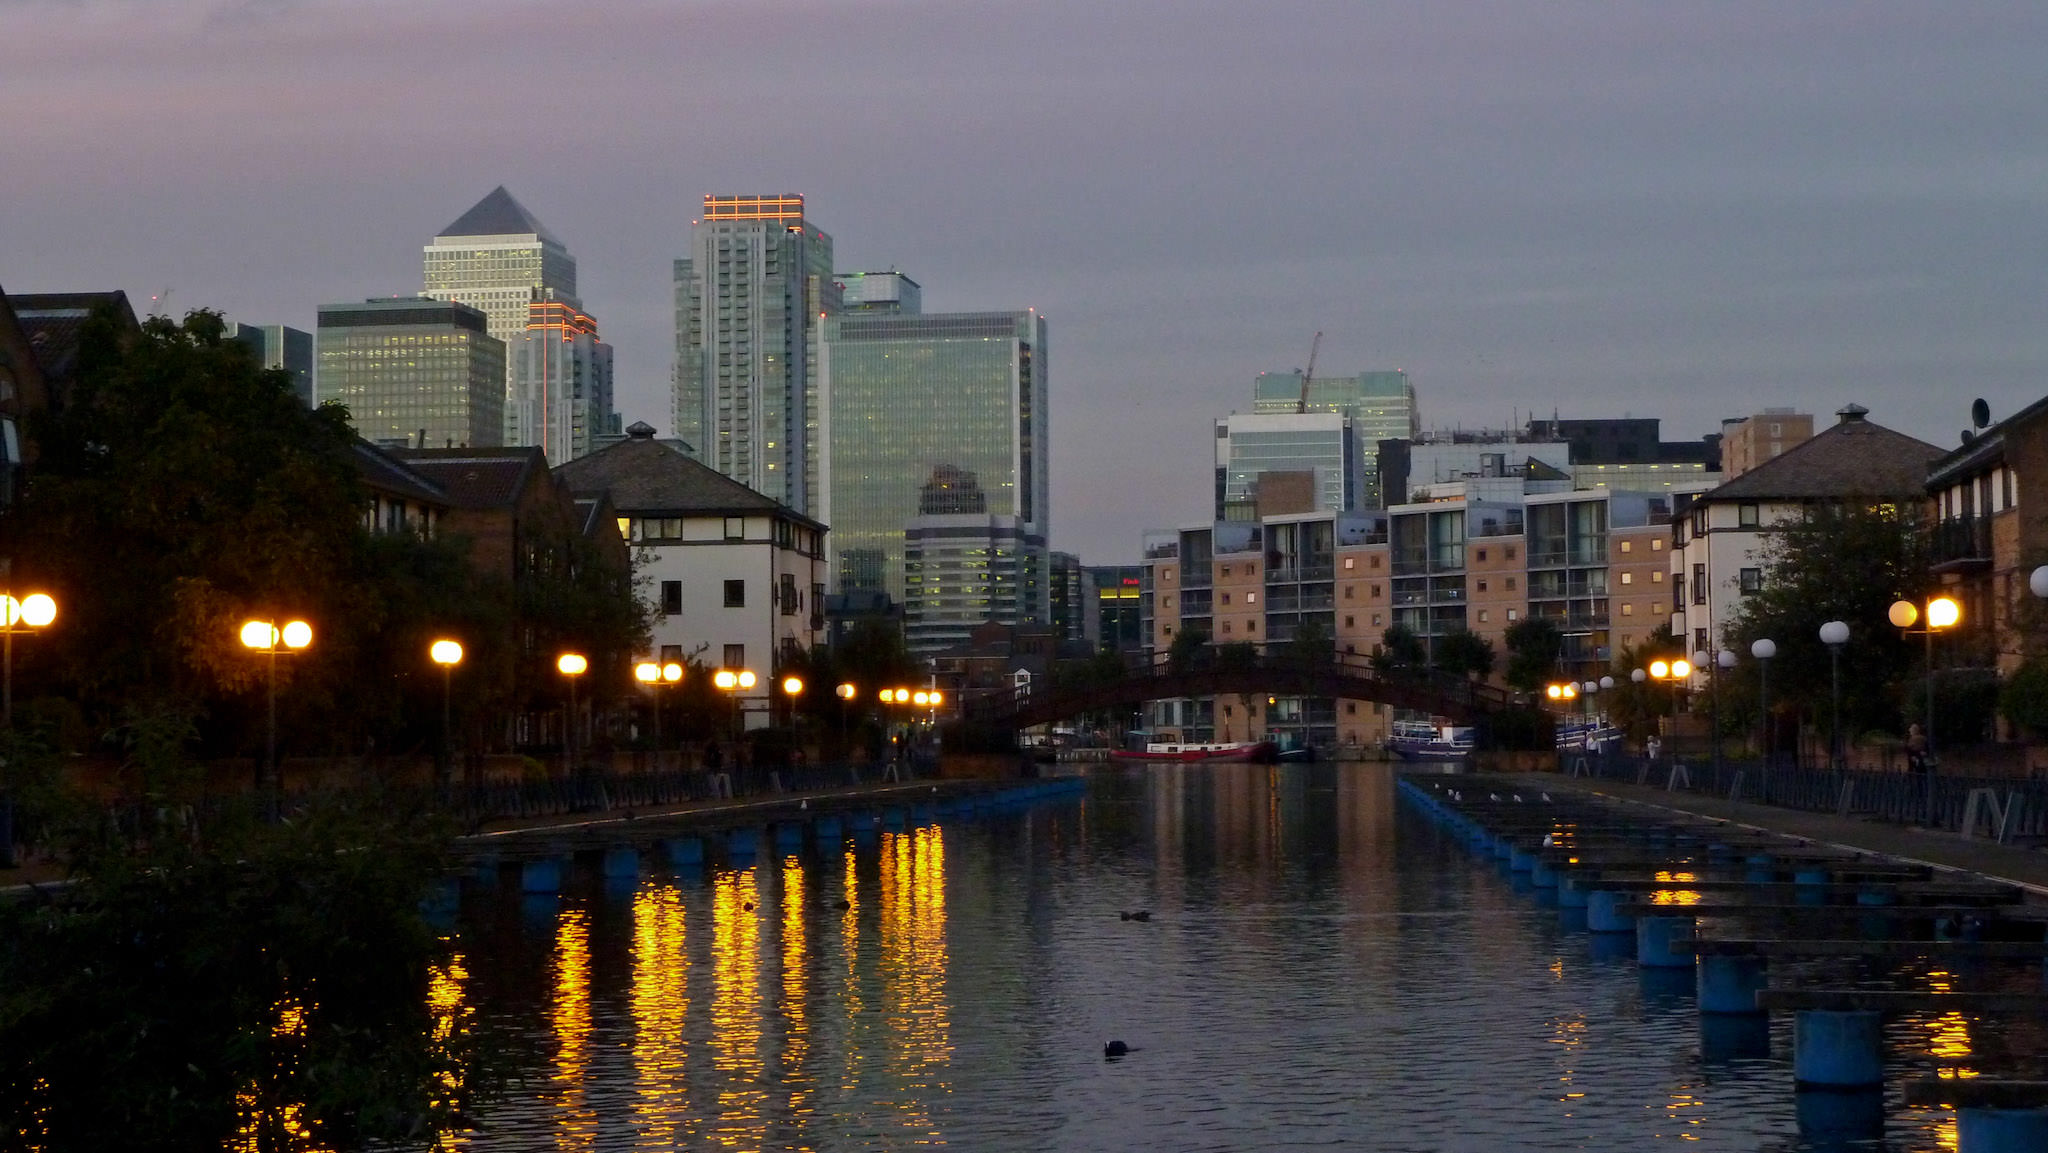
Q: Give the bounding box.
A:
[1972,398,1991,429]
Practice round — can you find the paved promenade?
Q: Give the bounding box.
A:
[1539,773,2048,897]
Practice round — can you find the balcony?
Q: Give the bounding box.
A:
[1930,517,1992,573]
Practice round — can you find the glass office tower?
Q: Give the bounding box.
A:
[507,300,618,465]
[820,310,1049,615]
[316,298,504,450]
[1252,370,1419,508]
[672,194,839,512]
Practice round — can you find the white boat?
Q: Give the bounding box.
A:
[1385,718,1475,763]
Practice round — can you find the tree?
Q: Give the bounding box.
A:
[1503,617,1562,692]
[1433,629,1496,681]
[1285,618,1335,667]
[1723,502,1930,743]
[1167,623,1212,675]
[1372,623,1425,673]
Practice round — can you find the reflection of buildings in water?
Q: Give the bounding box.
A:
[551,907,597,1150]
[877,827,952,1139]
[711,868,768,1146]
[630,883,691,1147]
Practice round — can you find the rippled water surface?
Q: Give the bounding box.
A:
[441,765,2007,1151]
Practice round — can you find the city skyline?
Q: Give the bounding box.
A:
[6,1,2045,563]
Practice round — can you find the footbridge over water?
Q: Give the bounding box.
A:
[955,647,1516,737]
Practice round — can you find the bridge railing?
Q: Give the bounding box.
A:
[959,643,1515,725]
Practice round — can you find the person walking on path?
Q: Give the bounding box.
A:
[1646,735,1662,765]
[1905,723,1930,774]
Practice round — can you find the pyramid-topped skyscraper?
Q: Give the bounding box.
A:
[424,186,580,352]
[425,187,615,463]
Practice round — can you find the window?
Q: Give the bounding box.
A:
[1165,595,1175,608]
[1247,619,1258,633]
[1652,571,1665,583]
[1476,579,1488,593]
[780,573,799,614]
[1505,546,1517,560]
[723,579,745,607]
[724,516,745,540]
[1739,567,1762,594]
[1652,538,1664,552]
[1343,557,1356,570]
[1371,614,1383,626]
[1506,609,1519,621]
[1371,555,1382,569]
[1621,603,1634,616]
[1478,609,1490,623]
[1620,540,1632,554]
[1371,583,1381,597]
[1164,570,1174,582]
[1476,548,1488,563]
[1345,585,1355,599]
[1221,592,1231,605]
[1164,626,1174,637]
[1244,592,1258,605]
[1221,621,1232,634]
[1506,577,1517,591]
[1346,702,1356,715]
[1738,503,1760,528]
[1344,615,1354,628]
[1220,565,1230,577]
[1692,564,1707,605]
[660,644,683,663]
[661,580,682,615]
[722,643,745,669]
[1620,572,1633,585]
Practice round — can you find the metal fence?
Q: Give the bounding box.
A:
[1557,752,2048,843]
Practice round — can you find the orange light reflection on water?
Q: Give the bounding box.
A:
[630,883,692,1148]
[877,826,951,1142]
[781,855,814,1134]
[709,867,767,1147]
[550,907,596,1151]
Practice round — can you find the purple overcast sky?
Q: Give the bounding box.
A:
[5,1,2045,562]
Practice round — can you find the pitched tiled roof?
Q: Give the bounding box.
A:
[1703,405,1941,503]
[552,428,824,529]
[392,447,548,509]
[437,186,560,244]
[9,291,137,386]
[352,441,448,506]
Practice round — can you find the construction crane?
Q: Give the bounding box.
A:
[148,286,173,318]
[1296,331,1323,414]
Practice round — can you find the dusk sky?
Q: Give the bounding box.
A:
[6,1,2045,562]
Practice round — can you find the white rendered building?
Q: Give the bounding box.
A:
[554,423,827,706]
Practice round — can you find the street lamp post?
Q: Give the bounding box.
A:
[0,593,57,728]
[713,668,757,744]
[1819,621,1850,770]
[1648,658,1692,763]
[1751,638,1777,768]
[430,639,463,790]
[240,618,313,800]
[635,660,684,770]
[1888,596,1962,768]
[557,653,588,774]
